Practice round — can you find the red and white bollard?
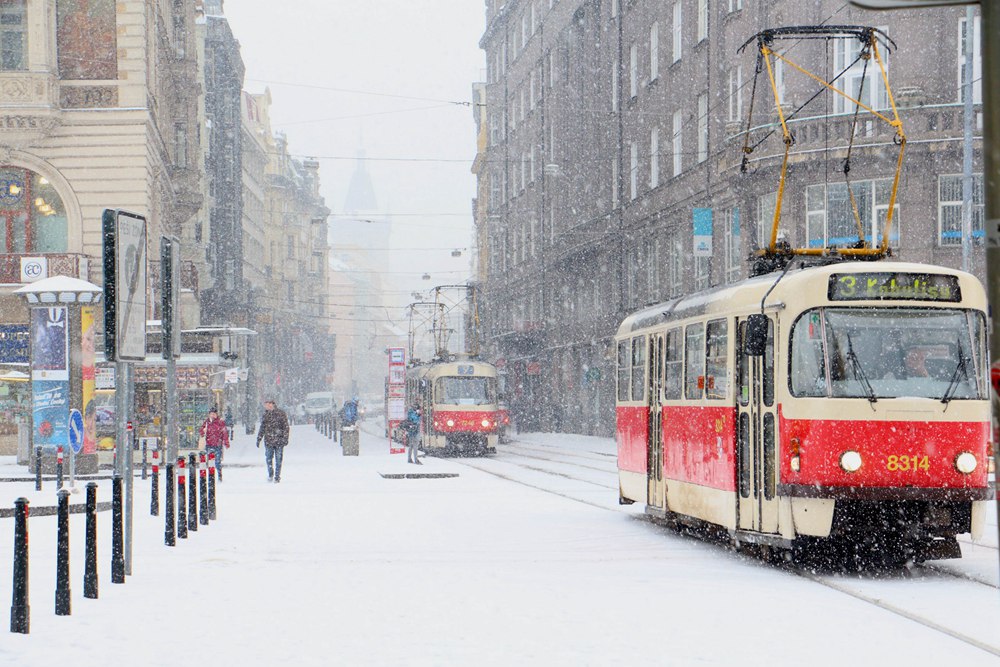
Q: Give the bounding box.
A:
[198,453,208,526]
[56,446,64,490]
[150,450,160,516]
[208,453,217,521]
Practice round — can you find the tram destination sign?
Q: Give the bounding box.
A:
[828,272,961,303]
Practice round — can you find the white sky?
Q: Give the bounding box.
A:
[224,0,485,296]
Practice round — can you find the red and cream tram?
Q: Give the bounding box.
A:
[616,261,992,563]
[406,358,500,456]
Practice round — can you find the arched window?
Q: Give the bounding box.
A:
[0,167,68,253]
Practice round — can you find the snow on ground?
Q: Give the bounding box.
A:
[0,425,998,666]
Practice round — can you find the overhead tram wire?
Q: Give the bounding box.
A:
[244,78,473,108]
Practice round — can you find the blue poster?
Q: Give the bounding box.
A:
[31,307,69,381]
[0,324,29,364]
[693,208,714,257]
[32,380,69,449]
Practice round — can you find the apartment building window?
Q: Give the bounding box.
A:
[697,94,708,163]
[645,238,660,301]
[520,88,526,121]
[697,0,708,43]
[672,110,683,177]
[531,2,537,34]
[728,66,743,122]
[669,234,684,297]
[757,191,778,249]
[489,171,502,210]
[520,152,527,191]
[174,124,188,168]
[529,145,536,183]
[521,13,528,48]
[286,235,295,259]
[805,179,900,249]
[833,32,888,113]
[723,207,742,284]
[0,0,26,71]
[939,173,984,246]
[286,283,294,304]
[958,16,982,105]
[530,71,537,110]
[672,2,682,63]
[728,0,743,11]
[650,22,659,82]
[650,127,660,189]
[694,256,709,291]
[548,50,557,87]
[629,43,638,98]
[629,141,638,200]
[610,0,618,19]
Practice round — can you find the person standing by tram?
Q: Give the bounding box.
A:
[405,403,422,465]
[256,399,290,483]
[199,408,231,480]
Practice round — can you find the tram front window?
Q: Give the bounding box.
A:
[435,377,496,406]
[790,308,986,400]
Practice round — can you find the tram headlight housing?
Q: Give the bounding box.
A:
[481,418,492,428]
[446,419,455,428]
[839,450,862,473]
[954,452,977,475]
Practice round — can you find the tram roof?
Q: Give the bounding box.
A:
[616,261,974,337]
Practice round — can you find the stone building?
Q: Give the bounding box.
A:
[476,0,984,435]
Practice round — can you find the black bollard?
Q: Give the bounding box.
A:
[176,458,187,539]
[34,446,42,492]
[55,489,71,615]
[208,453,217,521]
[150,450,159,516]
[141,440,148,480]
[10,497,29,634]
[328,414,334,440]
[111,476,125,584]
[164,462,175,547]
[199,453,208,526]
[84,483,98,599]
[187,454,198,532]
[56,446,64,490]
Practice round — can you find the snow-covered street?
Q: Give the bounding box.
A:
[1,424,998,666]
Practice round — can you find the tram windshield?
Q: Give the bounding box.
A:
[790,308,987,400]
[435,377,496,406]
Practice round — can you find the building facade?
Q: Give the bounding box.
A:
[476,0,985,436]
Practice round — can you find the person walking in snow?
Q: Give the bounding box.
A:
[199,408,231,480]
[256,399,290,482]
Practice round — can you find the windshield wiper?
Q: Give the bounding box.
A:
[941,339,971,406]
[845,334,877,408]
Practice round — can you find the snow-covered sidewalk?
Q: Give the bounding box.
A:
[1,425,998,666]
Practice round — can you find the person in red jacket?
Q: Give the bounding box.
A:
[199,408,230,480]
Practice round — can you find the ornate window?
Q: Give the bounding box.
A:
[0,167,68,253]
[0,0,27,71]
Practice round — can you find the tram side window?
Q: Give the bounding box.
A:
[705,319,728,400]
[631,336,646,401]
[663,328,682,399]
[763,318,775,407]
[684,323,705,400]
[790,311,828,397]
[617,340,629,401]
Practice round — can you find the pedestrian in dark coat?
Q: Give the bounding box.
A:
[199,408,230,480]
[256,399,290,482]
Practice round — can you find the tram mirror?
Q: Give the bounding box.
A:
[744,315,769,357]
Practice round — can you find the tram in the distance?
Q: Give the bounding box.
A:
[616,261,992,564]
[406,357,500,456]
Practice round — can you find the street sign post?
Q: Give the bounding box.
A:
[102,208,147,577]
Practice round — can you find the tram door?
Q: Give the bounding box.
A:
[647,334,665,509]
[737,316,779,534]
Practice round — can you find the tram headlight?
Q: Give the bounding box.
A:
[481,419,492,428]
[839,450,862,473]
[790,455,801,472]
[446,419,455,428]
[954,452,978,475]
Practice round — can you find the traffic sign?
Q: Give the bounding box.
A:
[68,409,83,454]
[126,420,133,432]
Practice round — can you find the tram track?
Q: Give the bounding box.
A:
[469,439,1000,658]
